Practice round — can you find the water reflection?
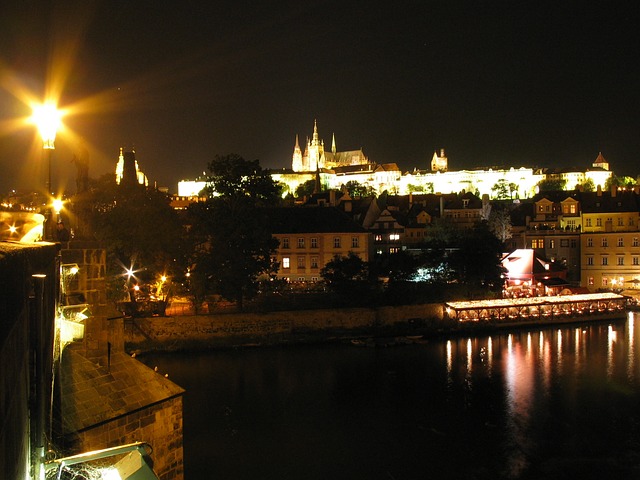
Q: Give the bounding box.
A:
[143,314,640,479]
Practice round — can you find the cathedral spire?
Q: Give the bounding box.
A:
[331,133,336,155]
[312,119,319,146]
[292,134,303,172]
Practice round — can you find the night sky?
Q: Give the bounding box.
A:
[1,1,639,194]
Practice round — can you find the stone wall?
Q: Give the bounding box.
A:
[57,241,185,480]
[72,393,184,479]
[0,242,58,480]
[60,346,185,480]
[125,303,445,351]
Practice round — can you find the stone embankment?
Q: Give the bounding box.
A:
[124,301,631,353]
[124,303,447,352]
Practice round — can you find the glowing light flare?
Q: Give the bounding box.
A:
[31,102,64,148]
[52,198,64,214]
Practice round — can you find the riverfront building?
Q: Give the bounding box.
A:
[266,206,372,282]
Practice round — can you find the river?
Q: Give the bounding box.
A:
[141,313,640,479]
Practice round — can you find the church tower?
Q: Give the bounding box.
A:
[592,151,610,171]
[431,148,448,172]
[300,120,326,171]
[292,135,303,172]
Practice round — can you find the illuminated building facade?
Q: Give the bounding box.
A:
[266,207,372,282]
[580,188,640,290]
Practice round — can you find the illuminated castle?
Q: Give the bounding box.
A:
[291,120,368,172]
[178,121,613,199]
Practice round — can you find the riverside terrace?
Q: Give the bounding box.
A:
[444,292,628,323]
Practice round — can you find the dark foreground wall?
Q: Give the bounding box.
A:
[0,242,57,480]
[125,303,446,351]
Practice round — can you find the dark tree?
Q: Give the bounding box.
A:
[187,154,282,310]
[537,178,567,192]
[295,179,316,198]
[320,252,377,304]
[343,180,376,198]
[449,221,506,296]
[83,174,187,305]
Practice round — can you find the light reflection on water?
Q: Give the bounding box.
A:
[143,313,640,479]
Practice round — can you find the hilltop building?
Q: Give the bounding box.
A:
[291,120,369,172]
[178,122,612,200]
[431,149,448,172]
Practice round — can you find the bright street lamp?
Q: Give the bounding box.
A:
[31,101,62,196]
[31,101,63,240]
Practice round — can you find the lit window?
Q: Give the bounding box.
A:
[602,277,608,286]
[282,257,290,269]
[389,233,400,241]
[588,276,594,285]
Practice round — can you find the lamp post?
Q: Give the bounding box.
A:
[31,102,62,240]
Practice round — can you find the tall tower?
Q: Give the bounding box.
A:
[302,120,325,171]
[115,147,148,186]
[292,135,303,172]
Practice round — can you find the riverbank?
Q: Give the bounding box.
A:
[124,300,630,353]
